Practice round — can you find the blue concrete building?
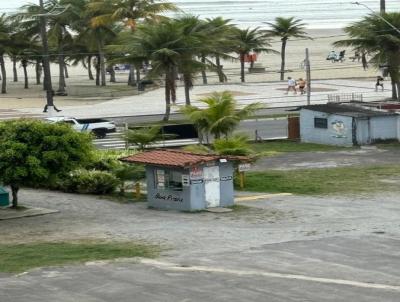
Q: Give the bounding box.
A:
[300,103,399,146]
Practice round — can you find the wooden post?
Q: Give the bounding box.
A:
[239,172,245,190]
[135,182,141,199]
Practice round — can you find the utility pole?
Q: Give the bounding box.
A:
[380,0,386,14]
[305,48,311,105]
[38,0,55,115]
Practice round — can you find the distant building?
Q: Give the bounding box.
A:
[300,103,399,146]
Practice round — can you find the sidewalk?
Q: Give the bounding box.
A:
[17,79,392,119]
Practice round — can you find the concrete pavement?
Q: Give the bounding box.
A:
[18,79,392,119]
[1,189,400,301]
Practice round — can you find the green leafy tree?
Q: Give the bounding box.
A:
[334,13,400,99]
[180,91,261,141]
[0,119,93,207]
[264,17,310,81]
[232,27,276,82]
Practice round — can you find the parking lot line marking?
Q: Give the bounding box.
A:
[140,259,400,292]
[235,193,293,202]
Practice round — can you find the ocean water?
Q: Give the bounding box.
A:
[171,0,400,29]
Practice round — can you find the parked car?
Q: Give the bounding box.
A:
[45,116,116,138]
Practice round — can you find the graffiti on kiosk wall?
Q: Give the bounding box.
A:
[331,120,347,138]
[190,166,203,180]
[154,193,183,203]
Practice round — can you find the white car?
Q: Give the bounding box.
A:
[45,117,116,139]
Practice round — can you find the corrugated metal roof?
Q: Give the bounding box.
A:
[302,103,398,118]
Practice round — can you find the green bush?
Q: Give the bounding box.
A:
[61,169,120,194]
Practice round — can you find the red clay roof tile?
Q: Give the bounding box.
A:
[120,149,221,168]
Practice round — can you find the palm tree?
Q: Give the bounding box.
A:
[88,0,177,87]
[205,17,236,83]
[88,0,177,30]
[47,0,78,94]
[180,91,261,141]
[334,13,400,99]
[0,14,11,93]
[232,28,276,83]
[264,17,310,81]
[124,20,183,120]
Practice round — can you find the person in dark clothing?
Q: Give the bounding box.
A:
[375,76,384,91]
[361,52,368,70]
[43,104,62,113]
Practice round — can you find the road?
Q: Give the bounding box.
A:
[94,118,288,150]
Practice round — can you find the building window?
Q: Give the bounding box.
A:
[155,169,183,191]
[314,117,328,129]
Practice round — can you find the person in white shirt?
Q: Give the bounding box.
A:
[286,77,297,94]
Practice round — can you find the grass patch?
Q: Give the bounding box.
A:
[250,140,351,154]
[0,241,159,273]
[239,165,400,195]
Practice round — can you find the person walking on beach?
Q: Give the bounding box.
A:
[286,77,297,94]
[297,78,306,94]
[375,76,384,91]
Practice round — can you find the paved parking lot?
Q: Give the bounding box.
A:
[1,188,400,301]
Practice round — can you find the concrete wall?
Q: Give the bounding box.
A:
[146,166,192,211]
[219,162,235,207]
[300,109,354,146]
[145,162,235,211]
[370,116,398,142]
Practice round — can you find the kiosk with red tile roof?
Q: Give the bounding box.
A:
[120,149,246,211]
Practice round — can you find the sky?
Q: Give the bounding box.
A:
[0,0,32,13]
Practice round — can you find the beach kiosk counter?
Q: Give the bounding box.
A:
[121,149,247,211]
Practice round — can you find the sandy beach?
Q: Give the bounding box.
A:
[0,28,379,110]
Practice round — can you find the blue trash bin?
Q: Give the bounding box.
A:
[0,187,10,207]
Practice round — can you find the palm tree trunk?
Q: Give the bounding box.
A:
[64,64,69,78]
[163,74,171,121]
[88,56,94,80]
[201,55,207,84]
[0,54,6,94]
[183,73,191,105]
[136,66,141,84]
[95,55,100,86]
[240,53,245,83]
[22,59,28,89]
[12,56,18,82]
[391,79,397,100]
[396,82,400,101]
[58,51,66,93]
[10,184,19,208]
[280,39,287,81]
[128,65,136,86]
[108,65,116,83]
[35,59,42,85]
[216,55,225,82]
[171,80,177,104]
[97,39,106,86]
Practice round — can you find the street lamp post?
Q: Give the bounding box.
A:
[38,0,55,115]
[351,1,400,35]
